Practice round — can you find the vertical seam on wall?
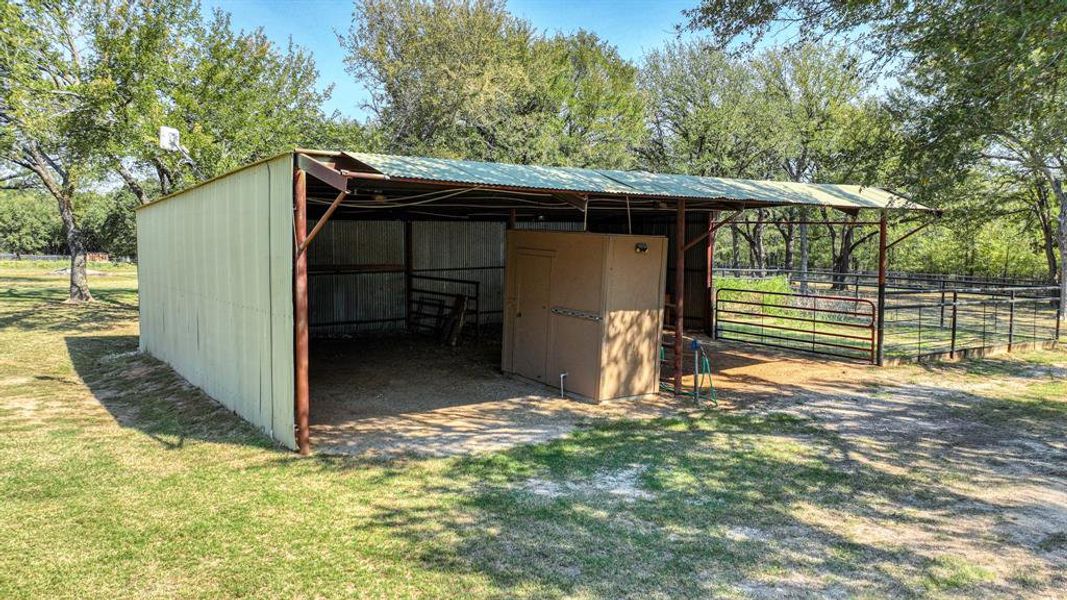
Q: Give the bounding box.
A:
[266,161,274,438]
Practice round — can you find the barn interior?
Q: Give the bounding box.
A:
[294,150,920,454]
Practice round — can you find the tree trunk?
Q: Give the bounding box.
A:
[773,214,795,273]
[730,224,740,270]
[750,210,766,276]
[830,216,856,291]
[1053,175,1066,321]
[1032,180,1058,282]
[799,209,810,294]
[56,192,92,302]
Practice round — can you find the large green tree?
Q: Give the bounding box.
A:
[640,40,893,278]
[341,0,645,167]
[0,191,62,258]
[0,0,189,301]
[2,1,354,301]
[114,8,358,201]
[640,41,771,178]
[684,0,1067,312]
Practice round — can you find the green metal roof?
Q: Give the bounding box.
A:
[342,151,928,211]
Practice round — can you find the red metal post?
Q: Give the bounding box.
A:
[704,211,718,336]
[293,169,311,455]
[674,198,686,394]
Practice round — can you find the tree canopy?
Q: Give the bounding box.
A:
[342,0,645,167]
[0,0,1062,304]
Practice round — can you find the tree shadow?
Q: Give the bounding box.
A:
[300,354,1065,597]
[327,413,974,597]
[1,286,138,332]
[64,335,278,451]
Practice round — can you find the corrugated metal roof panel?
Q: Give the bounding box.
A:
[341,151,928,211]
[345,152,633,194]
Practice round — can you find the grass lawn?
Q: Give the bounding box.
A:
[1,261,1064,599]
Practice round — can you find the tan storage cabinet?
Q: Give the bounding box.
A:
[501,230,667,401]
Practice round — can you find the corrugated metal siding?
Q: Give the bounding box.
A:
[306,219,590,336]
[137,154,295,449]
[307,220,405,336]
[515,221,585,231]
[413,221,506,324]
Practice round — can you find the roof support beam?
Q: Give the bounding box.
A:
[555,192,589,211]
[296,153,349,193]
[298,190,348,255]
[875,210,888,366]
[683,211,740,252]
[293,169,311,455]
[673,197,686,396]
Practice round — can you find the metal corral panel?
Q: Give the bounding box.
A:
[137,154,296,449]
[413,221,506,323]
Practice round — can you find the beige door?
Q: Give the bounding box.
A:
[513,252,552,382]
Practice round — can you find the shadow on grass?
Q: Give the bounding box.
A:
[0,286,138,332]
[327,411,991,597]
[56,326,1065,597]
[917,351,1066,378]
[64,335,277,451]
[307,358,1065,597]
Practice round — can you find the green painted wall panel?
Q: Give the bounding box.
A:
[137,153,295,449]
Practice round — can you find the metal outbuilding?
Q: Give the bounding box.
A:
[136,150,929,454]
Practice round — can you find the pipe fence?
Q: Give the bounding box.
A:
[711,271,1062,363]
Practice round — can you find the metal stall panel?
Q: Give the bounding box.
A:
[305,219,586,336]
[413,221,506,323]
[137,154,296,449]
[306,220,405,335]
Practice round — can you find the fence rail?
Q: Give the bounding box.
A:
[883,286,1061,360]
[713,275,1062,363]
[408,274,481,339]
[715,288,876,362]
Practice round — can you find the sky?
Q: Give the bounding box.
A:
[203,0,696,120]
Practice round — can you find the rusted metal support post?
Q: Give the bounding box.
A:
[875,209,888,366]
[507,208,517,230]
[1056,298,1062,342]
[404,220,413,330]
[704,211,718,336]
[938,280,946,328]
[293,169,311,455]
[674,198,686,394]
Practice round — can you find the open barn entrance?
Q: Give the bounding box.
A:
[304,217,530,451]
[290,150,930,454]
[302,217,681,456]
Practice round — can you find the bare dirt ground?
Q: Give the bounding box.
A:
[309,335,684,456]
[695,341,1067,596]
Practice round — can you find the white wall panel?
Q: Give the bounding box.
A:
[137,154,295,449]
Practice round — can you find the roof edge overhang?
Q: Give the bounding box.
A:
[136,148,937,214]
